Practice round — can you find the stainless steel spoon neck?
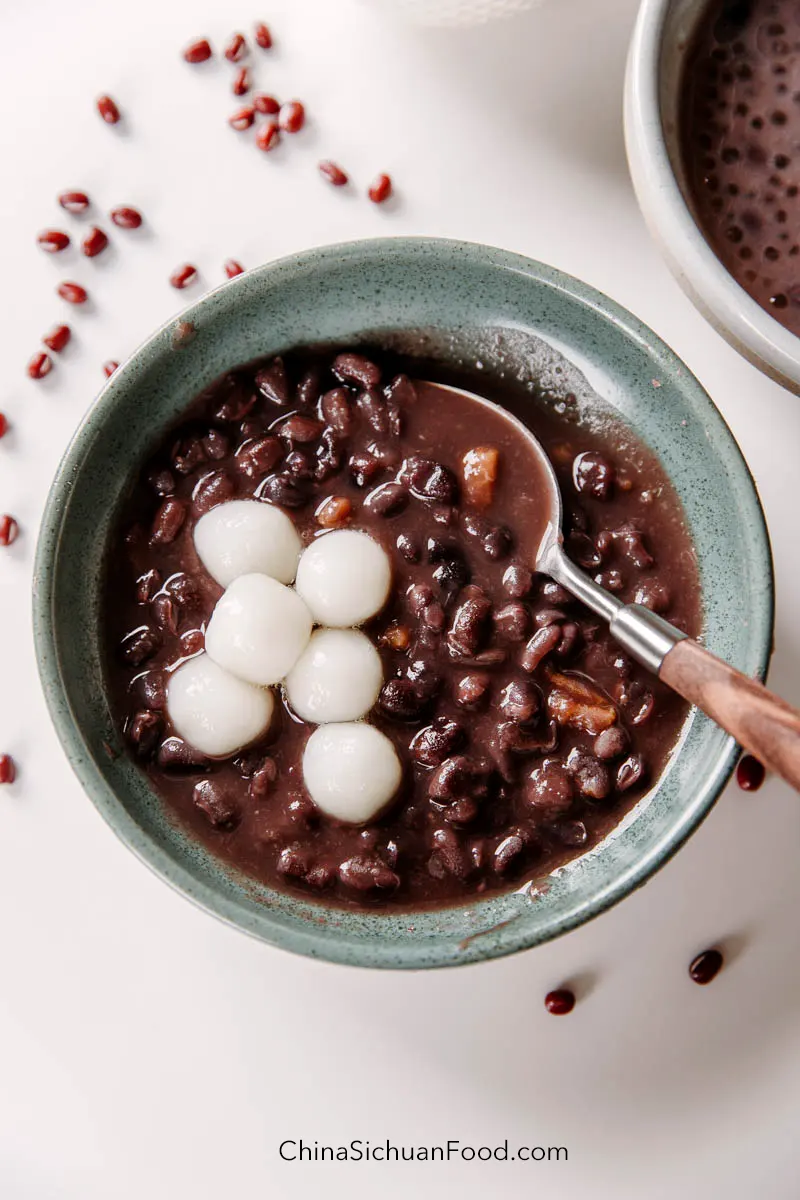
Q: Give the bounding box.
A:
[609,604,687,674]
[543,542,622,624]
[544,544,687,673]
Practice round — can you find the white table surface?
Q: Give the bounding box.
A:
[1,0,799,1196]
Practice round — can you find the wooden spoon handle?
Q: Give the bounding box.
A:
[660,639,800,791]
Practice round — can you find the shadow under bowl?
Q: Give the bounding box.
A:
[33,237,773,968]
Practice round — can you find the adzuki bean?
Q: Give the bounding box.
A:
[96,95,121,124]
[318,160,348,186]
[544,988,575,1015]
[232,67,251,96]
[183,39,212,63]
[28,352,52,379]
[37,230,70,253]
[502,562,533,598]
[224,32,247,61]
[59,191,90,213]
[279,101,305,132]
[235,436,282,478]
[0,754,16,784]
[333,352,381,389]
[256,122,280,152]
[0,515,19,546]
[110,206,143,229]
[229,106,256,131]
[493,833,527,875]
[57,281,88,304]
[573,450,615,500]
[82,227,108,257]
[193,779,240,830]
[198,477,230,512]
[689,948,723,985]
[43,325,71,353]
[170,264,198,289]
[255,358,289,404]
[253,93,279,114]
[254,22,273,48]
[736,754,765,791]
[615,753,645,792]
[128,711,162,758]
[368,173,392,204]
[150,498,186,545]
[455,672,490,710]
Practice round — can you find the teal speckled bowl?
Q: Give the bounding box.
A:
[33,238,773,968]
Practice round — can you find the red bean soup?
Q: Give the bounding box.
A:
[103,348,701,911]
[681,0,800,333]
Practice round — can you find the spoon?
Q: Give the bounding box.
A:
[431,382,800,792]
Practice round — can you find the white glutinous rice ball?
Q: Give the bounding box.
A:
[193,499,302,588]
[167,652,274,758]
[285,628,383,723]
[205,573,313,686]
[295,529,391,627]
[302,722,402,823]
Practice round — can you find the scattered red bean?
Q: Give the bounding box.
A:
[28,352,52,379]
[318,160,348,186]
[254,22,272,48]
[736,754,765,791]
[97,95,121,124]
[229,106,255,131]
[279,100,305,133]
[0,414,7,438]
[224,259,245,278]
[110,206,143,229]
[253,93,280,114]
[184,38,212,63]
[0,754,15,784]
[225,32,247,61]
[368,173,392,204]
[0,515,19,546]
[59,191,90,214]
[103,360,120,377]
[256,121,280,152]
[43,324,71,353]
[37,230,70,253]
[232,67,251,96]
[82,226,109,258]
[170,264,198,289]
[544,988,575,1015]
[57,281,88,304]
[689,948,724,985]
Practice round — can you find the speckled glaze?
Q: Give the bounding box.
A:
[33,238,773,969]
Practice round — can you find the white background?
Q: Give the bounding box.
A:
[1,0,799,1196]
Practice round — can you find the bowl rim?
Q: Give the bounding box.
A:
[32,236,775,968]
[624,0,800,394]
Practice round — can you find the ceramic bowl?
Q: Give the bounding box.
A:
[33,238,773,968]
[625,0,800,394]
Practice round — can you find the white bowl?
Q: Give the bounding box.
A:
[624,0,800,394]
